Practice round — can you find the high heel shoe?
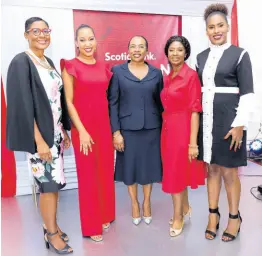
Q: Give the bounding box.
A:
[142,216,152,225]
[132,217,142,225]
[44,231,73,254]
[132,202,142,226]
[222,211,242,242]
[142,203,152,225]
[169,220,184,237]
[88,235,103,242]
[102,223,111,230]
[205,208,220,240]
[169,206,192,225]
[132,203,142,226]
[43,224,69,242]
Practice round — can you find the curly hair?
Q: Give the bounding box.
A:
[164,35,191,61]
[204,3,228,23]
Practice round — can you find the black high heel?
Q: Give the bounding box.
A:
[44,230,73,254]
[222,211,242,242]
[205,208,220,240]
[43,224,69,242]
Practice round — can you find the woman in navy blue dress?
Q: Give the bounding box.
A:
[108,36,163,226]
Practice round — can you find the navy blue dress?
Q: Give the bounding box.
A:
[108,61,163,185]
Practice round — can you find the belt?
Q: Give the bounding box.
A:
[201,87,239,94]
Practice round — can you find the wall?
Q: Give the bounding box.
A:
[237,0,262,142]
[2,0,233,16]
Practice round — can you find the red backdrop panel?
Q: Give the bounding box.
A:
[231,0,239,46]
[1,78,16,197]
[73,10,182,72]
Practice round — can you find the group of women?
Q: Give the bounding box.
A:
[6,3,254,254]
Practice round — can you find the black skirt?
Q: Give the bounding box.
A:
[198,93,248,168]
[115,128,162,185]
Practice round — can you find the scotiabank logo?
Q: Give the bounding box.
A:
[105,52,171,75]
[105,52,156,61]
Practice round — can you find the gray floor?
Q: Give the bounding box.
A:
[2,162,262,256]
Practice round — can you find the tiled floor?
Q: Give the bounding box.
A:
[2,162,262,256]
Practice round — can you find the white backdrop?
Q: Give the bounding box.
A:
[1,0,261,195]
[2,0,233,16]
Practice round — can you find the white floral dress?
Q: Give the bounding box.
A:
[27,52,66,193]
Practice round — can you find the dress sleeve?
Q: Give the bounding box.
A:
[60,59,77,78]
[189,72,202,112]
[107,66,120,133]
[231,51,255,128]
[6,56,35,153]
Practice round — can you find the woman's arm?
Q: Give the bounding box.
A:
[34,120,52,161]
[188,73,202,162]
[107,67,124,151]
[225,51,255,151]
[61,66,94,155]
[108,67,121,134]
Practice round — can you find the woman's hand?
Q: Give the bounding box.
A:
[36,140,52,162]
[63,130,71,150]
[188,145,199,162]
[224,126,244,152]
[113,131,124,152]
[79,130,94,155]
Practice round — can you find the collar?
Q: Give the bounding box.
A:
[121,61,158,82]
[169,63,189,79]
[121,60,156,71]
[210,42,231,51]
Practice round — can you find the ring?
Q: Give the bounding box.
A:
[239,141,243,143]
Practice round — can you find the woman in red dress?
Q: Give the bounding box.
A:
[61,24,115,242]
[161,36,206,237]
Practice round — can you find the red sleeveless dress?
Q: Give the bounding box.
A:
[61,58,115,236]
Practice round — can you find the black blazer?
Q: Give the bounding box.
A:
[6,52,70,154]
[108,61,163,133]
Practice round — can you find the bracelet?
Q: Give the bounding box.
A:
[189,144,198,148]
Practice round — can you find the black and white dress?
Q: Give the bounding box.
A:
[196,43,254,168]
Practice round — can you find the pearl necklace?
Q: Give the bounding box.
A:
[26,49,53,70]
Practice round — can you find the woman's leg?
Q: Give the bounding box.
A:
[43,193,65,236]
[142,184,153,217]
[183,188,190,214]
[128,184,140,218]
[171,190,185,229]
[40,192,71,251]
[205,164,222,239]
[221,167,241,241]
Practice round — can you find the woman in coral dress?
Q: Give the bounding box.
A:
[161,36,206,237]
[61,24,115,242]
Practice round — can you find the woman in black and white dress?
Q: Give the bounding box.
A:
[196,4,254,242]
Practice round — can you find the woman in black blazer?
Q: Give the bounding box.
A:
[6,17,72,254]
[108,36,163,225]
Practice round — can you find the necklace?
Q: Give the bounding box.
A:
[26,49,53,70]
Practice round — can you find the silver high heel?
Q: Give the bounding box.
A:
[142,216,152,225]
[132,203,141,226]
[132,217,142,225]
[142,202,152,225]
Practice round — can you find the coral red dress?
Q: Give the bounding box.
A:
[161,63,206,194]
[61,58,115,236]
